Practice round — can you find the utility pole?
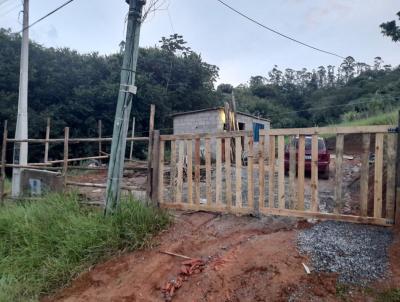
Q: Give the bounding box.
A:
[12,0,29,197]
[104,0,146,214]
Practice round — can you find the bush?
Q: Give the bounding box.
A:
[0,194,169,301]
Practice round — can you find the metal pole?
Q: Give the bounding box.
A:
[11,0,29,197]
[44,117,50,163]
[105,0,146,214]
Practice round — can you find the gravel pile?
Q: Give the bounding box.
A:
[297,221,393,285]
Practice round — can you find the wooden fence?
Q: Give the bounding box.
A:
[156,125,398,226]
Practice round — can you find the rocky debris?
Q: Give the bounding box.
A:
[297,221,393,285]
[161,258,206,301]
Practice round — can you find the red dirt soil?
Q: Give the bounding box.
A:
[44,212,400,302]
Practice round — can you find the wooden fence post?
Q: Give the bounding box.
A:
[129,117,135,160]
[146,104,155,199]
[63,127,69,190]
[151,130,160,204]
[1,120,8,203]
[98,120,102,158]
[44,117,50,163]
[395,110,400,226]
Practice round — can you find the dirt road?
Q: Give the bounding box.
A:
[46,212,347,302]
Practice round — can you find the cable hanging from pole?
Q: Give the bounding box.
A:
[215,0,346,59]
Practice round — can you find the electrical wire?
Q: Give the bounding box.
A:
[215,0,346,59]
[16,0,75,34]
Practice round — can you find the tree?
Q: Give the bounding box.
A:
[380,11,400,42]
[340,56,356,83]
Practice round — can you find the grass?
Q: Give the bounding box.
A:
[377,289,400,302]
[3,178,11,194]
[0,194,170,302]
[334,111,398,127]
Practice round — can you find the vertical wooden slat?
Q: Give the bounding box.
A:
[360,134,370,216]
[289,135,296,209]
[267,135,275,208]
[386,134,396,220]
[334,134,344,213]
[176,140,184,203]
[297,135,305,210]
[170,140,176,203]
[186,139,193,204]
[63,127,69,189]
[235,136,242,207]
[0,121,8,203]
[374,133,384,218]
[205,138,212,205]
[98,120,102,158]
[258,133,266,208]
[146,104,156,198]
[194,138,200,205]
[216,138,222,205]
[277,135,285,209]
[247,135,254,211]
[225,138,232,209]
[151,130,160,203]
[158,140,165,204]
[311,134,319,212]
[44,117,50,163]
[129,117,136,161]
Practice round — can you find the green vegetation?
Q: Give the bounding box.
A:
[333,110,398,127]
[377,288,400,302]
[0,194,169,301]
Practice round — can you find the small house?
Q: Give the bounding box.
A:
[172,107,270,157]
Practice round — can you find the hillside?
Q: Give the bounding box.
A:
[1,28,399,162]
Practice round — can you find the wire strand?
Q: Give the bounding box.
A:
[16,0,75,34]
[215,0,346,60]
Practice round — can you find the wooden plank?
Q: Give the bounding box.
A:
[146,104,156,198]
[258,133,266,209]
[289,135,296,209]
[277,135,285,209]
[151,130,160,203]
[266,125,395,136]
[386,134,396,220]
[129,117,136,160]
[160,130,253,141]
[334,134,344,213]
[360,134,370,216]
[311,134,319,212]
[186,139,193,204]
[374,133,384,218]
[176,140,184,203]
[194,138,200,205]
[0,121,8,203]
[160,202,253,216]
[259,207,392,227]
[225,138,232,209]
[170,140,176,203]
[235,136,242,207]
[297,135,305,210]
[98,120,102,158]
[247,135,254,211]
[396,110,400,226]
[158,140,165,204]
[215,138,222,205]
[63,127,69,189]
[205,138,212,205]
[44,117,50,163]
[267,135,275,208]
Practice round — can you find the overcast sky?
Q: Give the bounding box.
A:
[0,0,399,85]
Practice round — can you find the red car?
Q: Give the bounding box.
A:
[284,136,330,179]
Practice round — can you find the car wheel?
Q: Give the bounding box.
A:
[320,167,330,180]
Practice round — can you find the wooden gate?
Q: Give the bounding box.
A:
[155,125,397,226]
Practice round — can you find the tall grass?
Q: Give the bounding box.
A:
[335,111,398,127]
[0,194,169,302]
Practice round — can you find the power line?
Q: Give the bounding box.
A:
[17,0,75,34]
[215,0,346,60]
